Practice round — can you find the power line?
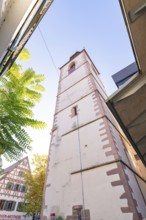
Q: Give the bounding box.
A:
[38,25,73,105]
[38,24,86,218]
[38,25,60,76]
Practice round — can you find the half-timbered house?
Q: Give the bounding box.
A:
[0,157,31,220]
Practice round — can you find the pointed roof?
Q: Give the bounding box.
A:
[1,156,30,176]
[59,49,100,75]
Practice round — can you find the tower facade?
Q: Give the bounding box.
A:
[42,50,146,220]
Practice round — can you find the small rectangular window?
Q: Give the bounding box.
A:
[6,182,13,190]
[0,200,6,210]
[18,171,24,177]
[20,185,26,193]
[68,63,75,74]
[13,184,20,191]
[4,201,16,211]
[17,202,25,212]
[73,106,77,115]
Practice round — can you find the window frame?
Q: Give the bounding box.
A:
[68,62,76,74]
[0,200,6,210]
[18,171,24,177]
[13,183,20,191]
[4,201,16,211]
[6,182,13,190]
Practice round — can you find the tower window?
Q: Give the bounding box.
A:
[73,106,77,116]
[68,62,75,74]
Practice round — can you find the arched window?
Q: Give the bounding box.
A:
[68,62,75,74]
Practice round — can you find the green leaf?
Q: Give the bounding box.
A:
[0,49,46,162]
[18,48,31,61]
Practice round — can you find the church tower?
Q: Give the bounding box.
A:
[42,50,146,220]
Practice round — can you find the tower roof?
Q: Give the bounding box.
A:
[59,49,100,75]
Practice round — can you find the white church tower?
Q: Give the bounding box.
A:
[42,50,146,220]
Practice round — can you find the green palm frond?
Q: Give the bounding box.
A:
[21,118,47,129]
[24,88,42,102]
[18,48,30,61]
[0,56,46,162]
[31,84,45,92]
[33,74,45,83]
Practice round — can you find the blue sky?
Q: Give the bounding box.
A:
[3,0,135,167]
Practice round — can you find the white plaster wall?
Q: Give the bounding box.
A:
[54,93,102,136]
[45,161,135,219]
[94,79,107,100]
[75,119,115,169]
[60,52,87,79]
[44,118,121,218]
[83,51,107,94]
[108,121,131,165]
[56,76,95,112]
[121,138,146,202]
[44,130,81,218]
[124,167,146,218]
[100,94,119,128]
[43,51,146,219]
[52,104,117,172]
[71,164,134,220]
[59,63,90,94]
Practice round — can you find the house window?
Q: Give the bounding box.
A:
[4,201,16,211]
[13,184,20,191]
[18,171,24,177]
[68,62,75,74]
[20,185,26,193]
[17,202,27,212]
[6,182,13,190]
[0,200,6,210]
[17,202,25,212]
[17,202,22,212]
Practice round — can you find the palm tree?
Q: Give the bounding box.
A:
[0,50,46,161]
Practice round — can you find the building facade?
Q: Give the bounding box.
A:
[112,62,138,88]
[0,157,31,220]
[42,50,146,220]
[107,0,146,168]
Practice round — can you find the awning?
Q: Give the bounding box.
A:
[107,73,146,166]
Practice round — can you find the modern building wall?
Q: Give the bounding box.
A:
[112,62,138,88]
[42,50,146,220]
